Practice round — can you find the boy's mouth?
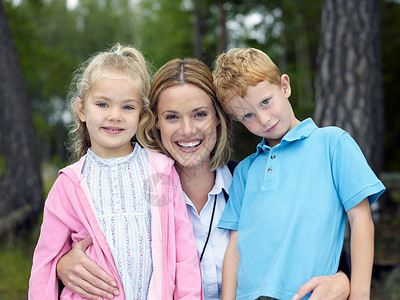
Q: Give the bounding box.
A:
[266,121,279,133]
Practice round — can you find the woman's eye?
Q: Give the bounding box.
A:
[165,114,177,120]
[262,99,270,106]
[195,112,207,118]
[243,113,253,120]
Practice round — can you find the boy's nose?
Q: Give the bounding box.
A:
[257,112,271,126]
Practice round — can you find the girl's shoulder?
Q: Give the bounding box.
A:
[58,155,87,183]
[144,148,175,175]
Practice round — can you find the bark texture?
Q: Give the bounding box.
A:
[314,0,384,173]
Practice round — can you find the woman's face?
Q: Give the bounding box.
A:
[156,83,219,170]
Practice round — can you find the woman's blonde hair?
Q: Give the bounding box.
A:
[68,43,150,159]
[213,47,281,105]
[137,58,232,171]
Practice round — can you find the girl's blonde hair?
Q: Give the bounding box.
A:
[68,43,150,159]
[137,58,232,171]
[213,47,281,105]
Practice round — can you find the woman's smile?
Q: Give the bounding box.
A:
[156,83,219,169]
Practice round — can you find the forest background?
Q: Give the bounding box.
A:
[0,0,399,299]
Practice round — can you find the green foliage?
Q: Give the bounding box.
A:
[0,234,39,300]
[2,0,399,168]
[138,0,193,70]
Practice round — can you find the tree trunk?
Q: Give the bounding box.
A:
[0,1,43,238]
[192,0,203,60]
[217,1,227,54]
[314,0,384,174]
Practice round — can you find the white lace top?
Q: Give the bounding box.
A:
[82,143,152,299]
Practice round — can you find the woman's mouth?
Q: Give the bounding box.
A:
[176,140,203,150]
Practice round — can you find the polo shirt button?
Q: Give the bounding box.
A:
[267,168,272,172]
[271,155,276,159]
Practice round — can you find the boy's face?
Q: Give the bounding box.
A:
[225,75,299,148]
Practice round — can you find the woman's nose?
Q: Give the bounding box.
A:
[181,118,195,136]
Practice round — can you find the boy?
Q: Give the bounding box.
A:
[213,48,385,300]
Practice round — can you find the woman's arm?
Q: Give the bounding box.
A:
[291,271,350,300]
[56,236,120,299]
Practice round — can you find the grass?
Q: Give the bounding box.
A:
[0,161,58,300]
[0,238,37,300]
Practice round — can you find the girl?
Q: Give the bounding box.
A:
[28,44,202,300]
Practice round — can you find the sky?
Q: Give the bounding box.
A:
[67,0,78,10]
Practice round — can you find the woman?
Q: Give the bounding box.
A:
[56,58,350,300]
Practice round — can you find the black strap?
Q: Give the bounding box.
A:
[199,194,217,262]
[199,161,239,261]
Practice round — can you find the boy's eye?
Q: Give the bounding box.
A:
[243,113,253,120]
[97,102,108,108]
[262,99,270,106]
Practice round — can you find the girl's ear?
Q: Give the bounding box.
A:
[281,74,291,97]
[75,97,86,122]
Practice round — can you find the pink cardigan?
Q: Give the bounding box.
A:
[29,149,202,299]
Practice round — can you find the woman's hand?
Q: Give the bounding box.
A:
[57,236,120,299]
[291,271,350,300]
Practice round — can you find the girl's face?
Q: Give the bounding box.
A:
[156,83,219,170]
[77,73,142,158]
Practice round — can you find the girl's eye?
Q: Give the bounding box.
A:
[97,102,107,108]
[123,105,135,110]
[243,113,253,120]
[262,99,270,106]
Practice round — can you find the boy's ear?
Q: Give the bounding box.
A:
[75,97,86,122]
[281,74,291,97]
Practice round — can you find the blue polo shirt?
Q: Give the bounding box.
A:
[218,118,385,300]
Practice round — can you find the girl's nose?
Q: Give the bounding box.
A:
[108,108,122,122]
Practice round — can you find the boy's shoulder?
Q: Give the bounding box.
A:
[307,123,349,146]
[233,148,261,177]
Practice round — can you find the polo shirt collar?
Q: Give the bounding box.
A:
[256,118,317,153]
